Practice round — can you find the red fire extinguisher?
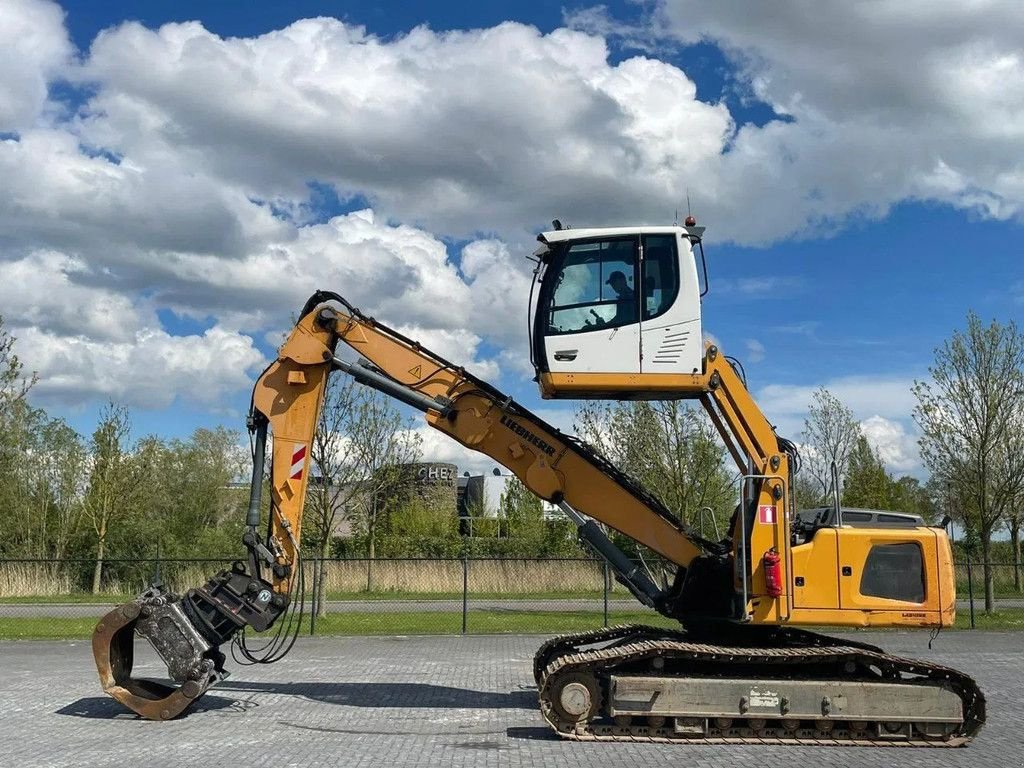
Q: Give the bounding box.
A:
[763,548,783,598]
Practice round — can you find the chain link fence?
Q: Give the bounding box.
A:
[0,556,664,636]
[0,556,1020,636]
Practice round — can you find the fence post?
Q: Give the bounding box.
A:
[603,561,609,628]
[965,558,976,629]
[309,558,317,637]
[462,554,469,635]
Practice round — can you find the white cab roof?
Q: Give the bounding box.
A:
[538,224,703,243]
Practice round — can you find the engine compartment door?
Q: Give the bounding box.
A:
[836,527,941,615]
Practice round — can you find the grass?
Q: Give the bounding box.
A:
[0,616,100,639]
[3,608,1024,641]
[954,607,1024,629]
[0,593,138,604]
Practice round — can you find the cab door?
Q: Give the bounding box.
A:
[542,236,640,374]
[639,233,702,375]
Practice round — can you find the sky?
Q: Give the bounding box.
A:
[2,0,1022,477]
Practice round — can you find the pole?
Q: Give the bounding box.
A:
[310,557,318,636]
[603,560,609,628]
[462,553,469,635]
[965,556,976,629]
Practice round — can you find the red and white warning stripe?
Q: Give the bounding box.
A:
[289,444,307,481]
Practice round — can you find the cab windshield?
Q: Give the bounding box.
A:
[546,238,637,335]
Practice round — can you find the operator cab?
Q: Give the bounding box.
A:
[530,222,707,399]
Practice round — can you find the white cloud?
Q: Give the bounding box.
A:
[757,376,917,428]
[651,0,1024,242]
[710,276,802,298]
[3,3,1022,422]
[0,249,264,410]
[0,251,139,342]
[0,128,290,259]
[744,338,765,363]
[70,17,731,240]
[860,415,920,474]
[18,324,263,410]
[0,0,71,130]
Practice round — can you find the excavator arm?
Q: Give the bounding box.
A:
[91,289,765,717]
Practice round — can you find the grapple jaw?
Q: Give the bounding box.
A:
[92,565,286,720]
[92,588,227,720]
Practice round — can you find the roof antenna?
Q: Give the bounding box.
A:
[684,188,696,228]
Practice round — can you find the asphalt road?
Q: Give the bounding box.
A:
[0,597,1020,617]
[1,631,1020,767]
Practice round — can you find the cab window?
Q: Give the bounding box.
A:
[547,237,638,335]
[641,235,679,322]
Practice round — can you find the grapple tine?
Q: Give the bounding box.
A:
[92,599,220,721]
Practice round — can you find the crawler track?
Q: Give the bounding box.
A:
[535,625,985,746]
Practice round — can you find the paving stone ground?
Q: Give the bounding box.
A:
[1,631,1020,767]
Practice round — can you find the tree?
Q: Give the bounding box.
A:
[306,376,372,613]
[888,476,938,524]
[0,317,41,557]
[499,477,546,548]
[1006,508,1023,593]
[149,427,248,558]
[31,418,87,562]
[792,472,824,511]
[801,387,861,502]
[83,404,148,593]
[0,316,36,420]
[842,435,892,509]
[381,483,461,558]
[574,400,735,532]
[344,391,421,591]
[913,312,1024,612]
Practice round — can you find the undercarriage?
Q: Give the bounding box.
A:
[535,625,984,746]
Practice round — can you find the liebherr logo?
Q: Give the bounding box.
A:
[500,414,557,456]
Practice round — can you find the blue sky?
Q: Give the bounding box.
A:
[2,0,1022,476]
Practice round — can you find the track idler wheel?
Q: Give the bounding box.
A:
[547,672,602,730]
[92,598,221,720]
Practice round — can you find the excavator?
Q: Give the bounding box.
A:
[92,219,984,745]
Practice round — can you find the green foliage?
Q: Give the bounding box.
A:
[574,400,736,534]
[841,436,936,522]
[913,312,1024,608]
[377,486,462,558]
[842,435,892,508]
[0,325,250,591]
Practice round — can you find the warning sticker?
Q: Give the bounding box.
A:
[758,505,777,524]
[289,444,306,480]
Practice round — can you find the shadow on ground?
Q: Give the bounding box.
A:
[506,726,558,741]
[57,694,244,719]
[216,680,536,710]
